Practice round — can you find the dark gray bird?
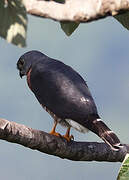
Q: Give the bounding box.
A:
[17,50,122,150]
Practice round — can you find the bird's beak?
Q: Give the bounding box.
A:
[19,71,25,78]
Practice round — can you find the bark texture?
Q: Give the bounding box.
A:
[23,0,129,22]
[0,118,128,162]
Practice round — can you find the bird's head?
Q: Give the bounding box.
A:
[17,50,47,78]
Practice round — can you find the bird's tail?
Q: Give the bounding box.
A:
[87,118,122,151]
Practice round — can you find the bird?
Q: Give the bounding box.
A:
[17,50,122,151]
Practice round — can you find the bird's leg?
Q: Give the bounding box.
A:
[63,127,74,141]
[49,121,61,137]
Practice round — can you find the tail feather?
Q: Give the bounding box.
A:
[86,118,122,151]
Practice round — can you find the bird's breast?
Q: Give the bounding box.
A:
[27,68,32,90]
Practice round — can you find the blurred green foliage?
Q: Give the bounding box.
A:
[115,12,129,31]
[0,0,129,47]
[0,0,27,47]
[117,154,129,180]
[60,21,80,36]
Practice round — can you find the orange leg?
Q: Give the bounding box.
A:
[63,127,74,141]
[49,121,61,137]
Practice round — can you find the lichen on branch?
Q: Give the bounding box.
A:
[23,0,129,22]
[0,118,128,162]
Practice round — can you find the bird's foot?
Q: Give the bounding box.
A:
[49,121,61,137]
[49,131,61,137]
[63,134,74,141]
[62,127,74,141]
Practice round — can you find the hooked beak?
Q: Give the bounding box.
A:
[19,71,25,78]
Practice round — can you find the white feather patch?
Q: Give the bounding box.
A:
[80,97,90,103]
[66,119,89,133]
[96,118,102,121]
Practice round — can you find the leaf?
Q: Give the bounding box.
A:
[0,0,27,47]
[60,21,79,36]
[44,0,65,3]
[117,153,129,180]
[114,12,129,30]
[53,0,65,3]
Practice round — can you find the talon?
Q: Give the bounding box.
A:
[49,131,61,137]
[70,134,74,140]
[63,127,74,141]
[63,134,74,141]
[49,121,61,137]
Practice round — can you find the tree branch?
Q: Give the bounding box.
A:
[23,0,129,22]
[0,118,128,162]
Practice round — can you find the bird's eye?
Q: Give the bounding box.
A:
[17,59,25,70]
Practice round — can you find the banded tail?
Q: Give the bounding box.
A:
[87,118,122,151]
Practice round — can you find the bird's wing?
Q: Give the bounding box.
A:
[30,61,99,125]
[27,59,122,151]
